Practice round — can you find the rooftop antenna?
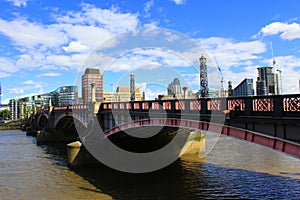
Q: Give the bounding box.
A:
[271,42,282,94]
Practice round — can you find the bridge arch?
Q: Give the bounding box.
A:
[104,118,300,158]
[36,113,48,128]
[54,112,87,129]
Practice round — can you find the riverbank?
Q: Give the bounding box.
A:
[0,124,22,130]
[0,120,24,130]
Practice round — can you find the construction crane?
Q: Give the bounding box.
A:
[214,56,225,97]
[271,42,282,94]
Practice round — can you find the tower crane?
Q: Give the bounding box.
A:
[214,56,225,97]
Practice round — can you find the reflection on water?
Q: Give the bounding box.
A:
[205,134,300,179]
[74,134,300,199]
[0,130,111,200]
[75,158,300,200]
[1,130,300,199]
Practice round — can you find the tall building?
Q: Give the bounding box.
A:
[82,68,104,104]
[227,81,233,97]
[51,86,78,106]
[167,78,182,97]
[233,78,254,97]
[8,85,78,119]
[103,86,142,102]
[256,66,279,95]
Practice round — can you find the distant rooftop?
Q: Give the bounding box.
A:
[84,68,100,74]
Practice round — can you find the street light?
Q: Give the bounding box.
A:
[199,55,208,98]
[200,55,207,65]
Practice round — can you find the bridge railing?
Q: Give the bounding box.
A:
[52,104,88,111]
[37,94,299,120]
[99,94,300,117]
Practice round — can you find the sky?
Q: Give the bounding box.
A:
[0,0,300,103]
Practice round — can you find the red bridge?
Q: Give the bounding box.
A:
[26,94,300,158]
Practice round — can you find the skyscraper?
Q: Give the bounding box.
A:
[256,66,279,95]
[52,86,78,106]
[82,68,104,104]
[227,81,233,97]
[167,78,182,97]
[233,78,254,97]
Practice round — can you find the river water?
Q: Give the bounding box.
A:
[1,130,300,199]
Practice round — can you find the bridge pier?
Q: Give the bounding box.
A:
[179,130,206,160]
[26,127,38,137]
[67,141,99,168]
[36,128,79,145]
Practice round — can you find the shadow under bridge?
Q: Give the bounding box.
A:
[104,121,201,154]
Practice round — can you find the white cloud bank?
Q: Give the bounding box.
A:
[63,41,89,52]
[256,22,300,40]
[171,0,186,5]
[0,3,140,75]
[6,0,28,7]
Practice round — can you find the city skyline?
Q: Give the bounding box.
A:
[1,0,300,103]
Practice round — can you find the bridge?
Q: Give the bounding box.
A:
[25,94,300,167]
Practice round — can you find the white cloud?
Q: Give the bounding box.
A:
[256,22,300,40]
[15,53,46,71]
[22,80,36,85]
[36,72,61,77]
[38,88,44,94]
[136,82,166,100]
[0,72,11,78]
[0,57,18,73]
[0,18,67,48]
[59,24,113,48]
[105,48,192,72]
[0,3,141,78]
[53,3,139,34]
[197,37,266,69]
[63,41,89,52]
[6,0,28,7]
[8,80,48,97]
[144,0,154,18]
[171,0,186,5]
[8,88,24,94]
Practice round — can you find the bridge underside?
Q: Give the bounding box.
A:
[42,116,87,143]
[108,126,194,153]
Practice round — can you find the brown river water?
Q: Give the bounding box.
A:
[1,130,300,199]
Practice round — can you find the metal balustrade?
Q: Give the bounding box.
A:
[99,94,300,117]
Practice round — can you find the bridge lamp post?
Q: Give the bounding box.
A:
[199,55,208,98]
[182,86,188,99]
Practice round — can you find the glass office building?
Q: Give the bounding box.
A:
[233,78,254,97]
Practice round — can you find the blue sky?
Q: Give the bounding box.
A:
[0,0,300,102]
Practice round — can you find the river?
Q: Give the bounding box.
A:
[1,130,300,199]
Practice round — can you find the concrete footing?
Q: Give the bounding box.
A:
[36,130,56,145]
[66,141,99,168]
[179,131,206,161]
[26,127,38,137]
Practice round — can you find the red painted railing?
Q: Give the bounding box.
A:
[99,94,300,116]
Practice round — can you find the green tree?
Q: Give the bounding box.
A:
[0,109,11,120]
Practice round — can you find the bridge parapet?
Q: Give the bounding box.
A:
[98,94,300,142]
[99,94,300,117]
